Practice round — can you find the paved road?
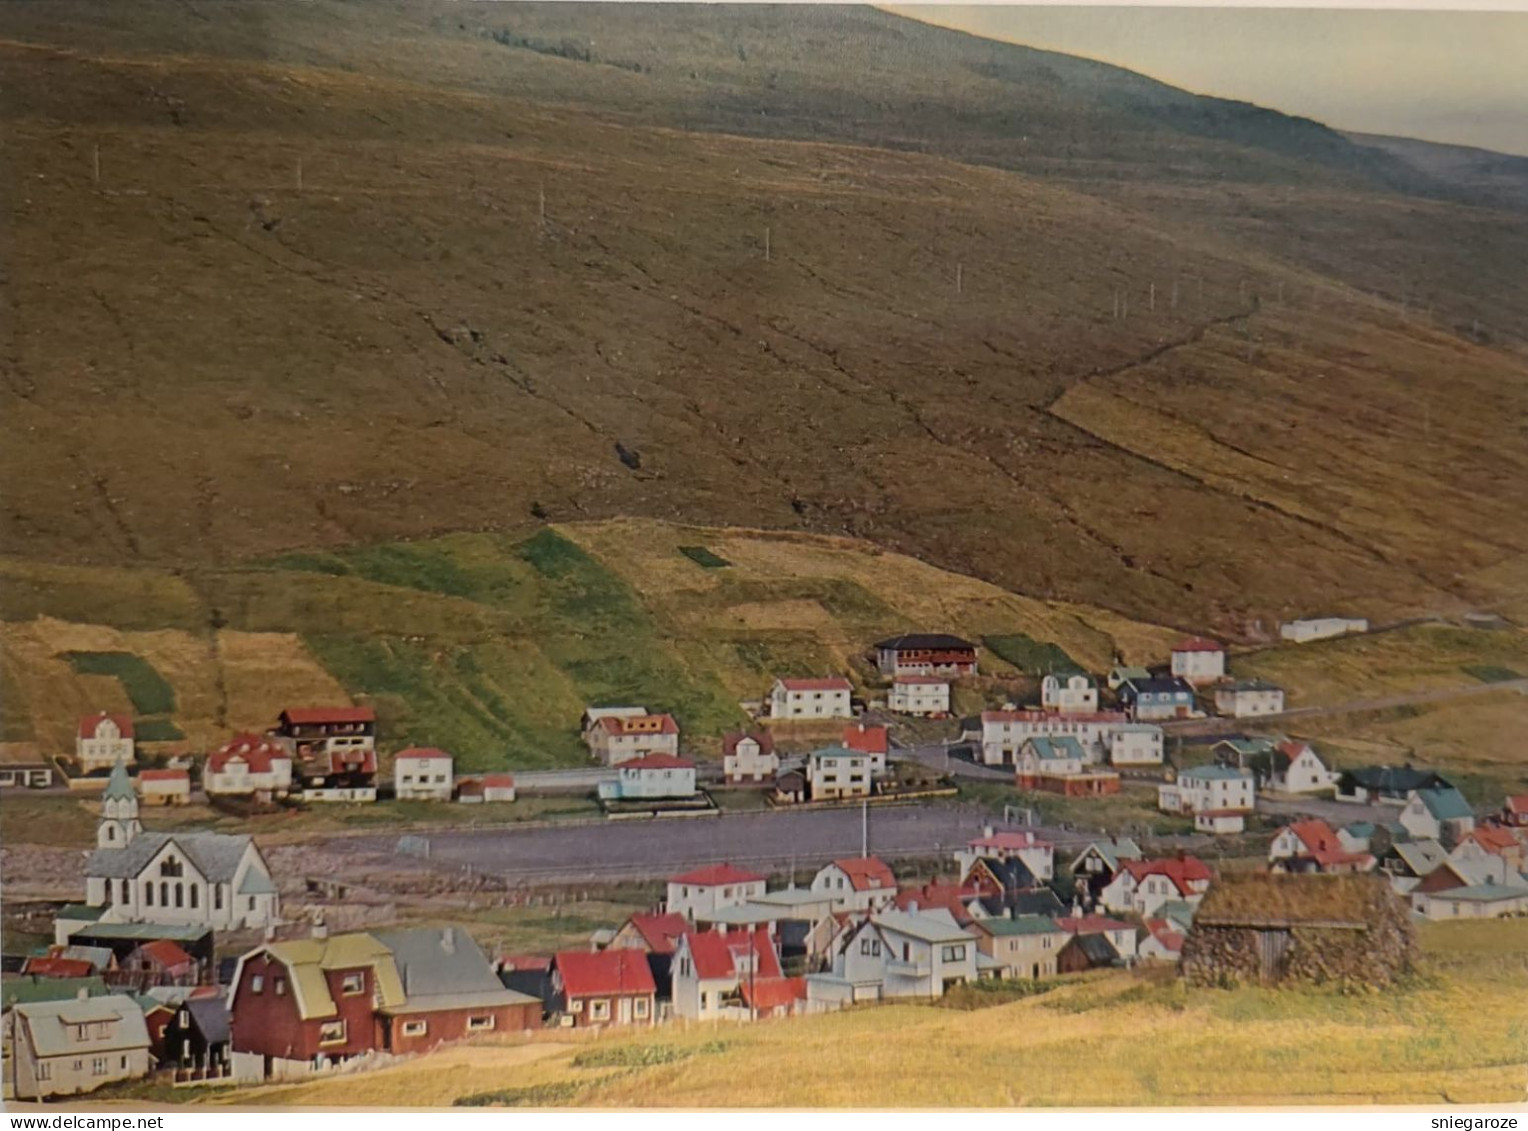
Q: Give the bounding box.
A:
[1255,794,1402,826]
[900,742,1011,781]
[332,804,1113,884]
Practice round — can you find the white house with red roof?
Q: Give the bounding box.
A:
[889,675,950,717]
[667,863,767,922]
[78,712,134,773]
[611,911,690,956]
[671,927,786,1021]
[842,722,889,775]
[770,677,853,720]
[393,748,453,801]
[721,731,777,784]
[1138,917,1185,963]
[1170,637,1226,685]
[1269,819,1376,874]
[977,709,1129,765]
[955,827,1055,883]
[598,754,696,801]
[551,948,656,1027]
[586,713,680,766]
[1503,794,1528,828]
[1099,857,1213,917]
[810,857,898,912]
[274,706,377,801]
[204,733,294,801]
[137,767,190,807]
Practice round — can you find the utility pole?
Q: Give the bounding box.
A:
[861,799,868,859]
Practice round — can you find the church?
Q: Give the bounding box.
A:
[84,760,281,932]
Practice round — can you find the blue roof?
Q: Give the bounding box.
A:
[1025,736,1085,762]
[1415,787,1473,821]
[1180,764,1252,782]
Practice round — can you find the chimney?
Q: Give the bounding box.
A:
[907,900,919,914]
[311,916,328,941]
[983,825,994,839]
[441,927,455,954]
[77,987,91,1001]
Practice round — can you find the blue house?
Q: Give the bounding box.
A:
[1118,677,1198,721]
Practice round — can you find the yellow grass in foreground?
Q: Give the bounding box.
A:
[233,920,1528,1108]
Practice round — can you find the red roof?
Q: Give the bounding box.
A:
[1507,795,1528,815]
[1057,915,1133,935]
[482,773,516,789]
[23,957,96,978]
[777,677,852,692]
[830,856,896,892]
[1173,637,1224,654]
[623,912,689,955]
[1464,826,1522,856]
[739,975,807,1011]
[137,939,194,969]
[981,710,1128,724]
[1284,820,1372,869]
[499,954,551,972]
[281,706,375,725]
[670,863,766,887]
[893,675,949,686]
[1143,919,1185,954]
[681,928,783,982]
[554,949,656,999]
[722,731,775,757]
[79,711,133,740]
[208,733,289,774]
[598,714,680,737]
[842,724,889,756]
[894,882,984,925]
[1121,856,1214,894]
[969,831,1051,852]
[620,753,694,771]
[138,768,189,783]
[395,747,451,761]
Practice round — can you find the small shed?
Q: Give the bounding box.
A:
[1181,873,1414,989]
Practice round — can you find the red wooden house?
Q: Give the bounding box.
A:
[550,948,657,1027]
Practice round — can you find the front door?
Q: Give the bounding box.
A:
[618,996,632,1024]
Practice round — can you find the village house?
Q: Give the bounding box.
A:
[807,746,872,801]
[1248,739,1338,794]
[138,768,190,807]
[671,927,788,1021]
[841,722,890,775]
[888,675,950,717]
[667,864,768,923]
[1118,676,1199,721]
[230,926,540,1077]
[1213,680,1286,718]
[1196,809,1247,835]
[84,761,280,932]
[0,742,56,789]
[6,993,152,1100]
[78,712,134,774]
[204,733,294,801]
[1056,931,1120,973]
[1456,826,1527,872]
[597,754,697,802]
[53,921,214,978]
[1159,764,1255,818]
[1106,664,1151,692]
[977,709,1129,765]
[826,909,978,1000]
[721,731,778,784]
[585,713,681,766]
[1398,786,1476,844]
[158,995,232,1083]
[1040,672,1099,714]
[873,634,978,677]
[772,767,808,806]
[1057,913,1139,963]
[1378,839,1449,895]
[1412,882,1528,920]
[1334,764,1451,805]
[1070,838,1144,905]
[1280,617,1368,643]
[456,773,516,803]
[122,938,200,987]
[393,748,453,801]
[892,881,990,929]
[1269,819,1376,874]
[274,707,377,802]
[967,913,1068,980]
[1502,794,1528,828]
[957,828,1055,884]
[611,911,689,959]
[811,857,898,913]
[1099,856,1212,917]
[770,677,854,720]
[1169,637,1226,685]
[1107,723,1164,766]
[1015,736,1121,796]
[1138,918,1186,963]
[551,949,656,1028]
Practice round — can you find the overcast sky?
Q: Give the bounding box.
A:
[890,7,1528,156]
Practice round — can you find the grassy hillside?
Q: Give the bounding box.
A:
[206,919,1528,1107]
[3,3,1527,638]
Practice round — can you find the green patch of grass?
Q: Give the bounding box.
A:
[730,636,834,678]
[678,545,731,569]
[62,651,176,715]
[133,717,185,742]
[937,978,1058,1010]
[1462,663,1521,683]
[265,551,353,576]
[456,1077,618,1108]
[573,1040,729,1069]
[982,633,1079,675]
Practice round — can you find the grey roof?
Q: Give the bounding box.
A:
[103,758,136,803]
[60,945,114,971]
[1067,933,1120,966]
[373,927,537,1012]
[87,830,255,882]
[185,997,231,1045]
[1341,766,1450,794]
[1124,677,1194,696]
[1158,900,1199,930]
[875,634,975,651]
[238,868,277,895]
[810,746,865,762]
[871,909,970,943]
[1424,883,1528,903]
[55,904,107,923]
[74,922,211,943]
[1393,840,1448,875]
[1223,679,1283,693]
[1024,736,1085,762]
[15,994,150,1058]
[977,914,1066,938]
[1074,838,1143,872]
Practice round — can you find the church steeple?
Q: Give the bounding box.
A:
[97,757,141,849]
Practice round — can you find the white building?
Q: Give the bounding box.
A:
[1158,764,1255,816]
[666,864,767,923]
[204,733,293,801]
[1169,638,1226,686]
[977,710,1129,766]
[810,857,898,913]
[77,712,134,774]
[1040,672,1099,714]
[821,910,977,1001]
[671,927,787,1021]
[1099,858,1212,917]
[770,678,854,720]
[1261,740,1339,794]
[1108,724,1164,766]
[6,994,152,1100]
[808,747,871,801]
[1213,680,1286,718]
[585,713,680,766]
[888,676,950,717]
[597,754,696,801]
[84,761,280,932]
[393,747,453,801]
[1280,617,1368,643]
[721,731,778,784]
[955,828,1055,884]
[137,769,190,807]
[1398,787,1476,843]
[1016,736,1085,778]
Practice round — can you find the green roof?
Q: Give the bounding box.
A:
[1416,787,1473,821]
[1427,883,1528,902]
[2,976,109,1010]
[977,915,1066,937]
[1180,764,1252,782]
[72,921,211,942]
[103,757,136,802]
[56,904,108,922]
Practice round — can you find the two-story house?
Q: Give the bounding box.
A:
[1399,787,1476,844]
[873,634,978,677]
[977,710,1130,765]
[1118,677,1199,721]
[273,707,377,801]
[1108,723,1164,766]
[888,675,950,716]
[393,748,453,801]
[808,747,871,801]
[810,857,898,913]
[670,927,786,1021]
[1169,637,1226,685]
[7,993,152,1100]
[77,712,134,773]
[1158,765,1255,816]
[1040,672,1099,714]
[831,909,978,999]
[1099,857,1213,917]
[770,678,854,720]
[721,731,778,785]
[204,734,294,801]
[841,723,890,775]
[666,864,767,923]
[597,754,697,802]
[1268,819,1376,874]
[1213,680,1286,718]
[967,913,1068,980]
[585,714,681,766]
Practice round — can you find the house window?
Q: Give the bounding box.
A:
[251,974,264,993]
[190,886,199,909]
[941,944,967,962]
[120,1055,128,1069]
[145,883,154,907]
[160,881,169,905]
[161,857,183,878]
[401,1020,428,1037]
[37,1062,51,1081]
[569,999,584,1013]
[589,999,611,1022]
[214,886,223,910]
[119,879,129,903]
[248,897,256,912]
[90,1056,108,1076]
[318,1021,347,1045]
[341,972,365,995]
[175,883,184,908]
[275,977,287,996]
[466,1015,495,1032]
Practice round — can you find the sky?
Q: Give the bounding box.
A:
[889,7,1528,157]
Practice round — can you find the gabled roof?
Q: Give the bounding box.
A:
[1413,786,1473,821]
[139,768,189,783]
[775,677,853,692]
[618,753,693,771]
[371,927,532,1014]
[1121,856,1213,893]
[874,634,975,652]
[280,706,375,726]
[2,976,109,1010]
[1179,764,1253,782]
[722,731,775,757]
[810,745,865,762]
[828,856,896,892]
[670,863,766,887]
[1392,839,1448,876]
[680,928,782,982]
[1463,826,1524,856]
[253,933,404,1021]
[80,711,134,740]
[208,733,290,774]
[1057,914,1134,935]
[1222,679,1282,693]
[135,939,195,969]
[1109,665,1151,681]
[482,773,516,788]
[1072,838,1143,872]
[622,912,689,955]
[15,994,151,1057]
[597,713,680,737]
[1341,765,1450,794]
[1173,637,1224,654]
[1142,919,1185,954]
[973,914,1066,937]
[893,882,985,925]
[184,996,231,1045]
[738,976,806,1011]
[872,908,971,943]
[1423,882,1528,903]
[1282,820,1373,869]
[1021,736,1085,762]
[1064,933,1121,965]
[842,724,889,755]
[1123,676,1196,696]
[554,948,656,998]
[395,747,452,762]
[87,830,258,882]
[968,831,1051,852]
[1506,795,1528,816]
[23,957,97,979]
[892,674,950,686]
[1158,899,1199,930]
